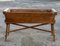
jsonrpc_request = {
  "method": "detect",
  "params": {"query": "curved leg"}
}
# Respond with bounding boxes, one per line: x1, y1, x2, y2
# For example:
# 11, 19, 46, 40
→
5, 23, 10, 41
51, 23, 55, 41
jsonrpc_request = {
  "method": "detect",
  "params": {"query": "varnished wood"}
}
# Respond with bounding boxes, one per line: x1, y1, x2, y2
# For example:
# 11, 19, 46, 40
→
12, 23, 49, 27
10, 27, 28, 32
5, 23, 10, 41
32, 27, 51, 32
3, 8, 57, 41
51, 23, 55, 41
9, 23, 51, 32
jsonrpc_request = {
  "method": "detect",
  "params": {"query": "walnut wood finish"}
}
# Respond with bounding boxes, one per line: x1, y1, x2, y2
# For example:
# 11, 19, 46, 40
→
3, 8, 57, 41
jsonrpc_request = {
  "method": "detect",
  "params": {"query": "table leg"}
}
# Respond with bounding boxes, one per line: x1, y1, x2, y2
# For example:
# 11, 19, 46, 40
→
5, 23, 10, 41
51, 23, 55, 41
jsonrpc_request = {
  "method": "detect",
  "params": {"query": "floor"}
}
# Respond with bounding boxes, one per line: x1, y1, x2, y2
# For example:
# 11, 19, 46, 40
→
0, 0, 60, 46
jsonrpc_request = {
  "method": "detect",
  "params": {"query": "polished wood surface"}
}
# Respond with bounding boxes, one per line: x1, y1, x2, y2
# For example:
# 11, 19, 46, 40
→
3, 8, 57, 41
